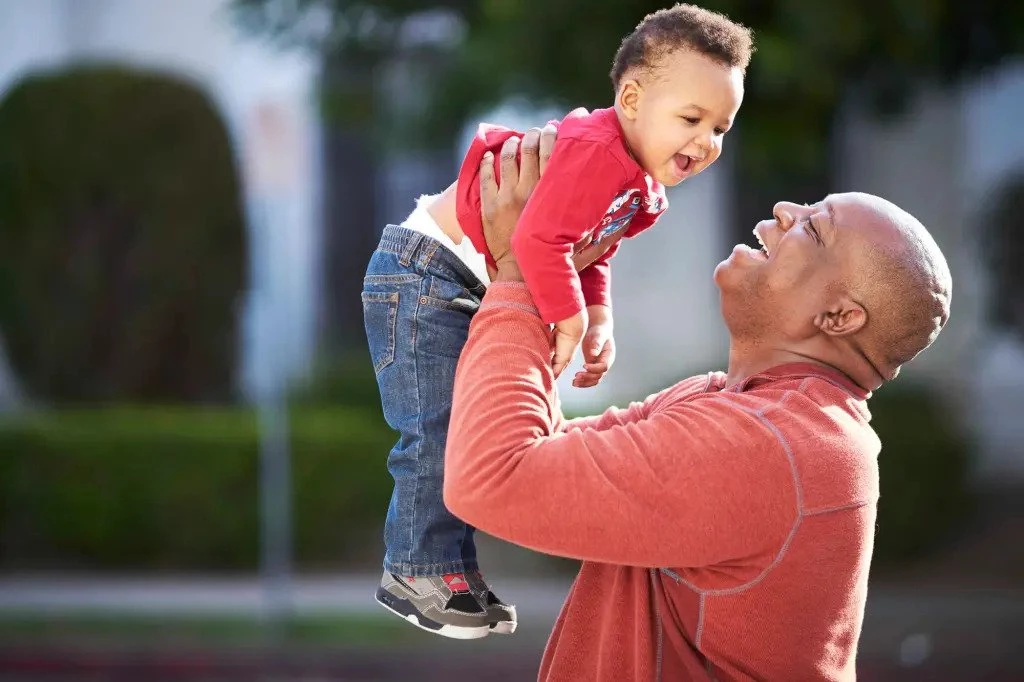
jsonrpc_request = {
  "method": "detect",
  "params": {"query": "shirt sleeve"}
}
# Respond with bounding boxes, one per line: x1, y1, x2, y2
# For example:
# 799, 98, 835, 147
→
562, 388, 660, 432
444, 283, 799, 569
578, 239, 620, 309
510, 140, 629, 324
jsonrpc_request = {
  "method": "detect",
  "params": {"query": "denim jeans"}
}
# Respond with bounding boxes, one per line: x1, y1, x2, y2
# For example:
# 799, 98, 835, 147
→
362, 226, 487, 577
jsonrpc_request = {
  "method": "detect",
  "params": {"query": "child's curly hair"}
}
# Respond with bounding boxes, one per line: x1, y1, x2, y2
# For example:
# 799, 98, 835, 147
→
610, 3, 755, 89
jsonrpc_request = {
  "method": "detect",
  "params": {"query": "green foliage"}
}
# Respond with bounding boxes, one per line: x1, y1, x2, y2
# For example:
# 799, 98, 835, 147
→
436, 0, 1024, 174
870, 384, 974, 564
0, 406, 395, 570
232, 0, 1024, 175
0, 384, 973, 571
288, 351, 385, 411
0, 65, 247, 403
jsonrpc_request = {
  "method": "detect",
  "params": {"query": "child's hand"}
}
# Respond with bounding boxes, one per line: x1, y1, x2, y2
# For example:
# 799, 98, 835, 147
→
573, 319, 616, 388
552, 311, 587, 379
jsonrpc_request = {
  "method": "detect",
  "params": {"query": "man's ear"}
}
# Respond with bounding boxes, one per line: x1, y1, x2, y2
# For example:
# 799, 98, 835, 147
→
617, 79, 642, 121
814, 297, 867, 337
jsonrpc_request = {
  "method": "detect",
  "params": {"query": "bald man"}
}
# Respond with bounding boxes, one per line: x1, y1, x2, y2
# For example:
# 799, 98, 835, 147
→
442, 129, 951, 681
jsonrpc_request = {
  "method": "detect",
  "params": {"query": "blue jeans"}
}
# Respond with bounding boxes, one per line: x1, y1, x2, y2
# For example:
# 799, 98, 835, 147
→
362, 226, 487, 577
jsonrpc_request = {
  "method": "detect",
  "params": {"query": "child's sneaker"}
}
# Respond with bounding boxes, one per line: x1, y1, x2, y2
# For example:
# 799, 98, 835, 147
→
466, 570, 517, 635
375, 571, 491, 639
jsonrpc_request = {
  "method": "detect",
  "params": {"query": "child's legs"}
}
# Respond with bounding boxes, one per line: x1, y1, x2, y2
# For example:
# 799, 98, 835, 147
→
362, 227, 484, 577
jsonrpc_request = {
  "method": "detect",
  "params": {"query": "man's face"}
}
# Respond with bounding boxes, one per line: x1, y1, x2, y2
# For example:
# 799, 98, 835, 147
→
621, 50, 743, 187
713, 199, 842, 338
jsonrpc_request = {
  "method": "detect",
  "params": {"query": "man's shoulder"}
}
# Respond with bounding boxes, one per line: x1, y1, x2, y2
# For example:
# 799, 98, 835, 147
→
658, 373, 876, 444
741, 376, 881, 509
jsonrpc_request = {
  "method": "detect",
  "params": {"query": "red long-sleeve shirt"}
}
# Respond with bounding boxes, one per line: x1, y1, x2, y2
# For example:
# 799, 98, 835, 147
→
456, 107, 667, 323
445, 282, 882, 682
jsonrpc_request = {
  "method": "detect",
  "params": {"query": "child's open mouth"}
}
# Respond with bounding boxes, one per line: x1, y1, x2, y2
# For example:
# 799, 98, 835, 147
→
673, 153, 695, 177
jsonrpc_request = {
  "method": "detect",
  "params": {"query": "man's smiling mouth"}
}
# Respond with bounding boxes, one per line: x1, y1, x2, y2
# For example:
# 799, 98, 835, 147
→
753, 228, 770, 256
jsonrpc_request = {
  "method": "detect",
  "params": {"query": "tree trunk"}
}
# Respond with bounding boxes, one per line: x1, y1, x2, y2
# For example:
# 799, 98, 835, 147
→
317, 52, 383, 357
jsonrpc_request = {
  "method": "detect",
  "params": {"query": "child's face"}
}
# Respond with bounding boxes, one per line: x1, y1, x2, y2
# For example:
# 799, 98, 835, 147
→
618, 50, 744, 187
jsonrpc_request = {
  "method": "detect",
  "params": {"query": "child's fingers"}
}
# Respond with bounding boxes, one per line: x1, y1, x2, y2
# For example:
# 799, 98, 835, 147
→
582, 361, 609, 374
552, 332, 578, 378
572, 370, 603, 388
582, 330, 610, 363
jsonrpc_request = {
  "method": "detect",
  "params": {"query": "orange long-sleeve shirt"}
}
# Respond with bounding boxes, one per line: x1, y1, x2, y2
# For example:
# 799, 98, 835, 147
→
445, 282, 882, 681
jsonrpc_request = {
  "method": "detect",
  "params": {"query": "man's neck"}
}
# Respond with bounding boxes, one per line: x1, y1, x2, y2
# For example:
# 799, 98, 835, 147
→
724, 343, 816, 389
725, 338, 883, 392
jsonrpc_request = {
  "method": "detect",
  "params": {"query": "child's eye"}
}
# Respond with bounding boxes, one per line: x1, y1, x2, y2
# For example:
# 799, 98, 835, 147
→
714, 127, 727, 136
682, 116, 700, 125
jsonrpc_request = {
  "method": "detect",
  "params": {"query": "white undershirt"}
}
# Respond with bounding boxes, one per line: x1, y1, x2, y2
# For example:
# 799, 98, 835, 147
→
399, 194, 491, 287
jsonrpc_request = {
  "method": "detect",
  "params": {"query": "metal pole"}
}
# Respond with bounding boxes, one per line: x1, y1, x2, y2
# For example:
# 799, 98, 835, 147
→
249, 103, 300, 636
258, 372, 291, 633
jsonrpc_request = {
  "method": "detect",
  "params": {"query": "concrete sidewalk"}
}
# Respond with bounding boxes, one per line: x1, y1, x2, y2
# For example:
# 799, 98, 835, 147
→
1, 574, 1022, 668
0, 573, 573, 620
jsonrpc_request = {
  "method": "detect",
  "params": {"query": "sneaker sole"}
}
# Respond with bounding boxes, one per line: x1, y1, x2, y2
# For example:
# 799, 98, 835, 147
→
375, 587, 491, 640
488, 603, 518, 635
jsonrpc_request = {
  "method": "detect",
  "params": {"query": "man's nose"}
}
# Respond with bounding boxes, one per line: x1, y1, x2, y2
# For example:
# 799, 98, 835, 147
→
772, 202, 800, 230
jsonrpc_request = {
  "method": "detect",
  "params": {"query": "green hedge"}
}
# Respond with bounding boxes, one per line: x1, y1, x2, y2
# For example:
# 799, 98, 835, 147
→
0, 383, 972, 570
0, 65, 246, 403
869, 384, 974, 564
0, 406, 395, 570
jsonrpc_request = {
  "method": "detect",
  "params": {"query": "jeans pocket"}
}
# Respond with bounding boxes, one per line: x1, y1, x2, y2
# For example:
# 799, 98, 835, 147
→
362, 291, 399, 373
422, 275, 481, 315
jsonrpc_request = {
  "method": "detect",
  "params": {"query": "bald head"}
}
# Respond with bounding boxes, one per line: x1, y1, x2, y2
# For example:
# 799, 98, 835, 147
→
831, 192, 952, 380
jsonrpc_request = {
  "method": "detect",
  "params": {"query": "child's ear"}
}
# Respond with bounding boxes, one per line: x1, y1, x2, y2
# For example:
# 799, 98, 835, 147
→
617, 79, 642, 121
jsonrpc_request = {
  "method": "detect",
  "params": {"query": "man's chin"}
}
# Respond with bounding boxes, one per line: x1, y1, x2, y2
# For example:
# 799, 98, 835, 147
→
712, 256, 741, 289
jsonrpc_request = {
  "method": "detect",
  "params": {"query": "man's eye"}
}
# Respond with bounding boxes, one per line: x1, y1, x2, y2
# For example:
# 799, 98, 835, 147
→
806, 220, 823, 244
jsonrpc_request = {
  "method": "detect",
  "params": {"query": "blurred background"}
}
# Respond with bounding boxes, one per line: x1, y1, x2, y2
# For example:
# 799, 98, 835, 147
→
0, 0, 1021, 680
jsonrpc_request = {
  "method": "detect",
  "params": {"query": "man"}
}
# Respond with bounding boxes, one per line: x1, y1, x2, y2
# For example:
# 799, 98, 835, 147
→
443, 127, 952, 681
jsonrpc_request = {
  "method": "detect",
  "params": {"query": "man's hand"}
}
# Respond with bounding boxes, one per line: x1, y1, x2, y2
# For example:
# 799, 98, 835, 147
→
573, 305, 616, 388
479, 125, 558, 279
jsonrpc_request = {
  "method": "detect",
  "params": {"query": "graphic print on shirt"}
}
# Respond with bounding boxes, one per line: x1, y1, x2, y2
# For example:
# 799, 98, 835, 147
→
576, 189, 643, 254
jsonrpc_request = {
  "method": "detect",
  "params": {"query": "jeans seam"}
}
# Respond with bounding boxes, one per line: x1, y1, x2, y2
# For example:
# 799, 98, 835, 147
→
364, 273, 420, 285
385, 559, 475, 576
403, 277, 424, 569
